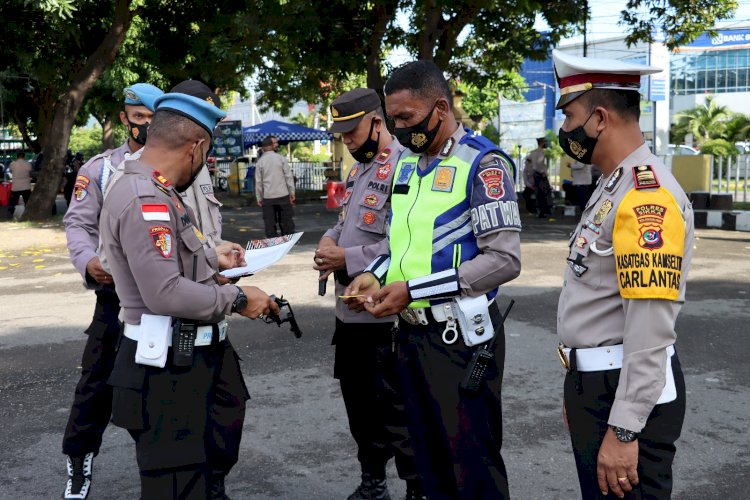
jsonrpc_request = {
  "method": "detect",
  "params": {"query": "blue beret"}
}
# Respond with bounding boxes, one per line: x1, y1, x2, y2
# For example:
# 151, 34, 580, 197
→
153, 92, 227, 136
123, 83, 164, 111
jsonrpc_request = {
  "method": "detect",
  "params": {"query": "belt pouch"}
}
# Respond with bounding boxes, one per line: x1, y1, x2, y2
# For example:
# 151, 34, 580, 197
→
455, 295, 494, 346
134, 314, 171, 368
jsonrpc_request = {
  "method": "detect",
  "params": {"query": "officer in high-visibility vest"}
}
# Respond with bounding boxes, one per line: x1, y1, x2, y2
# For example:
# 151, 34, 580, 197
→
345, 60, 522, 499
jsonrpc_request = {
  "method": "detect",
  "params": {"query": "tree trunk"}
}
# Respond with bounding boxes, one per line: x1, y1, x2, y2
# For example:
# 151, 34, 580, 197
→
101, 115, 115, 150
366, 0, 399, 98
418, 0, 441, 60
23, 0, 134, 221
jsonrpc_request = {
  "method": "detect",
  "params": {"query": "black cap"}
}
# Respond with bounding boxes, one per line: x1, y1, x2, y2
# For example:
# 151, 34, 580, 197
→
329, 88, 381, 134
169, 80, 223, 109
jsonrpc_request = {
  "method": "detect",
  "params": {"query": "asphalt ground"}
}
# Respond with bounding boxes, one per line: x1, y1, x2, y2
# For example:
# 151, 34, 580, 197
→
0, 196, 748, 499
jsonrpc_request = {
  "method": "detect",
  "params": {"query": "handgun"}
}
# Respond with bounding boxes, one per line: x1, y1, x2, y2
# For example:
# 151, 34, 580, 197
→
459, 299, 515, 394
263, 295, 302, 338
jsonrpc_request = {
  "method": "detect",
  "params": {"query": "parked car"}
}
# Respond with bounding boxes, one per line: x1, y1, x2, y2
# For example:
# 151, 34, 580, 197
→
735, 142, 750, 154
667, 144, 700, 155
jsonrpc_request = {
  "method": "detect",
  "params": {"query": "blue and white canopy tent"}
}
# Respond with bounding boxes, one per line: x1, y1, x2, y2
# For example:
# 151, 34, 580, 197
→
242, 120, 331, 148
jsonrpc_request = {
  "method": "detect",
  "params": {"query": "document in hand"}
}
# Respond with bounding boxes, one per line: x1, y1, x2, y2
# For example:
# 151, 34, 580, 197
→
220, 232, 304, 279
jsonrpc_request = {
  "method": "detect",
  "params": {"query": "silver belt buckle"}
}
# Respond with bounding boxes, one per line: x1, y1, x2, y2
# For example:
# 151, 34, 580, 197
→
399, 308, 420, 326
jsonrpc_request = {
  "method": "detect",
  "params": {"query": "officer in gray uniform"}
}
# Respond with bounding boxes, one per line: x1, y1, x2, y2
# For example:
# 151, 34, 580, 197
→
553, 50, 694, 499
345, 60, 522, 499
314, 88, 421, 500
62, 82, 162, 500
100, 88, 279, 499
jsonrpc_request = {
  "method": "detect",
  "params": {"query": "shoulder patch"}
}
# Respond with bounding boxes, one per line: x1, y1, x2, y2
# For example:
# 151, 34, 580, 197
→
150, 226, 173, 258
142, 203, 170, 221
613, 187, 684, 300
604, 167, 623, 192
633, 165, 659, 190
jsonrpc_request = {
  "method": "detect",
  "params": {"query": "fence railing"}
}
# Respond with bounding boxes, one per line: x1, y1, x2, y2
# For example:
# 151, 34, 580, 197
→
212, 160, 342, 194
709, 154, 749, 203
511, 153, 750, 204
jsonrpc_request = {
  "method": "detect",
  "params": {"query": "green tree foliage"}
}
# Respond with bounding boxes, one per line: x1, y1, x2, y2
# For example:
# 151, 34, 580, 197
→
724, 114, 750, 143
698, 138, 737, 157
621, 0, 738, 50
68, 127, 104, 158
672, 96, 732, 145
458, 74, 527, 123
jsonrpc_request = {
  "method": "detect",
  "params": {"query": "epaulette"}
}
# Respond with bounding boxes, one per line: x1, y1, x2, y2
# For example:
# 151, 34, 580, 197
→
632, 165, 660, 190
135, 175, 157, 198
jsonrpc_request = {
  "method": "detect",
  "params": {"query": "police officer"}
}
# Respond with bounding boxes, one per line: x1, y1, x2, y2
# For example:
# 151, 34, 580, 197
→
525, 137, 551, 218
62, 82, 163, 500
552, 50, 694, 499
100, 88, 280, 499
345, 60, 522, 499
314, 88, 421, 500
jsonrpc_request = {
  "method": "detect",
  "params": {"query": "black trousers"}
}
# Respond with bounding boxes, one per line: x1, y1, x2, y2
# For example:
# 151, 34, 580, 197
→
397, 320, 509, 499
333, 319, 417, 481
62, 288, 120, 457
261, 196, 295, 237
109, 333, 249, 499
533, 172, 552, 216
564, 352, 686, 499
7, 189, 31, 216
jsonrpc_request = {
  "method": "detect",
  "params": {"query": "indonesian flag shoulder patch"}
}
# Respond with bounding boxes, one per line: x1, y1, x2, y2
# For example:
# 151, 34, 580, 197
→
141, 204, 170, 221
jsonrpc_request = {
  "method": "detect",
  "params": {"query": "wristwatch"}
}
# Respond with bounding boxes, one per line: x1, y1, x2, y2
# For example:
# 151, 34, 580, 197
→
610, 425, 637, 442
231, 286, 248, 313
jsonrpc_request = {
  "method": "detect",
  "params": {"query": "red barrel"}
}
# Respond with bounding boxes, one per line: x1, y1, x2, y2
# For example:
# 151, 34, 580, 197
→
326, 181, 346, 209
0, 182, 10, 207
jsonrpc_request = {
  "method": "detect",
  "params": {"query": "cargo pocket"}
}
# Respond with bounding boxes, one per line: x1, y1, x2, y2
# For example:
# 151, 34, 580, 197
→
355, 192, 389, 234
108, 337, 147, 430
179, 224, 214, 282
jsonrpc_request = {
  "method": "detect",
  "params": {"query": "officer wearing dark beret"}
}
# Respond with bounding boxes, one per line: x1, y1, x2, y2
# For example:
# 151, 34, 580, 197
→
316, 88, 423, 499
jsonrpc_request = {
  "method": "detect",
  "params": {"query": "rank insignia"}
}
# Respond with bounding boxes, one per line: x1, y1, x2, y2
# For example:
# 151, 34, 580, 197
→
566, 254, 588, 277
150, 226, 173, 258
342, 189, 352, 204
479, 168, 505, 199
152, 170, 171, 187
141, 204, 170, 221
194, 226, 206, 242
593, 200, 613, 225
604, 167, 623, 192
364, 194, 379, 206
575, 235, 588, 249
377, 148, 392, 163
363, 211, 376, 225
396, 163, 415, 185
377, 163, 392, 180
349, 166, 359, 179
440, 137, 455, 157
633, 165, 660, 190
432, 166, 456, 192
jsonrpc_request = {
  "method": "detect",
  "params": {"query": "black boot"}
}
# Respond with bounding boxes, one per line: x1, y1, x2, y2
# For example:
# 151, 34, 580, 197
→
209, 471, 231, 500
347, 472, 391, 500
404, 479, 427, 500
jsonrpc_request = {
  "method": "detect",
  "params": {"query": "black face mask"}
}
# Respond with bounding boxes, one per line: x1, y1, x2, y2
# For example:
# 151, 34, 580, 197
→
394, 103, 442, 154
351, 118, 380, 164
558, 111, 601, 164
128, 120, 149, 145
175, 141, 206, 193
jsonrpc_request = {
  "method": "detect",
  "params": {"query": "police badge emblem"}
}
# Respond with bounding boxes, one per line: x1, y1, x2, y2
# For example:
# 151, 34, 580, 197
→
479, 168, 505, 199
150, 226, 173, 258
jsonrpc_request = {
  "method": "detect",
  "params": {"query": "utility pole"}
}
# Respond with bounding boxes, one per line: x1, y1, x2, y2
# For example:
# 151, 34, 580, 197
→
583, 0, 588, 57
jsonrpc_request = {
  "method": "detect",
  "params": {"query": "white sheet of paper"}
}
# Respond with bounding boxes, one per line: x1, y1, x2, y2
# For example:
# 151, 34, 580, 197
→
220, 232, 303, 278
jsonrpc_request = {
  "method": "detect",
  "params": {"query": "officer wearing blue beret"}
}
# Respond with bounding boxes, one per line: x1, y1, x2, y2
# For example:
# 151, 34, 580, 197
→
62, 82, 162, 500
100, 81, 280, 499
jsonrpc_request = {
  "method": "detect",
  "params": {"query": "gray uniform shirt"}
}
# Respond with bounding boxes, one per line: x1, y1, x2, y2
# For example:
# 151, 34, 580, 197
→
323, 137, 404, 323
525, 147, 547, 175
557, 143, 695, 433
64, 141, 133, 287
254, 151, 295, 201
99, 160, 236, 325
